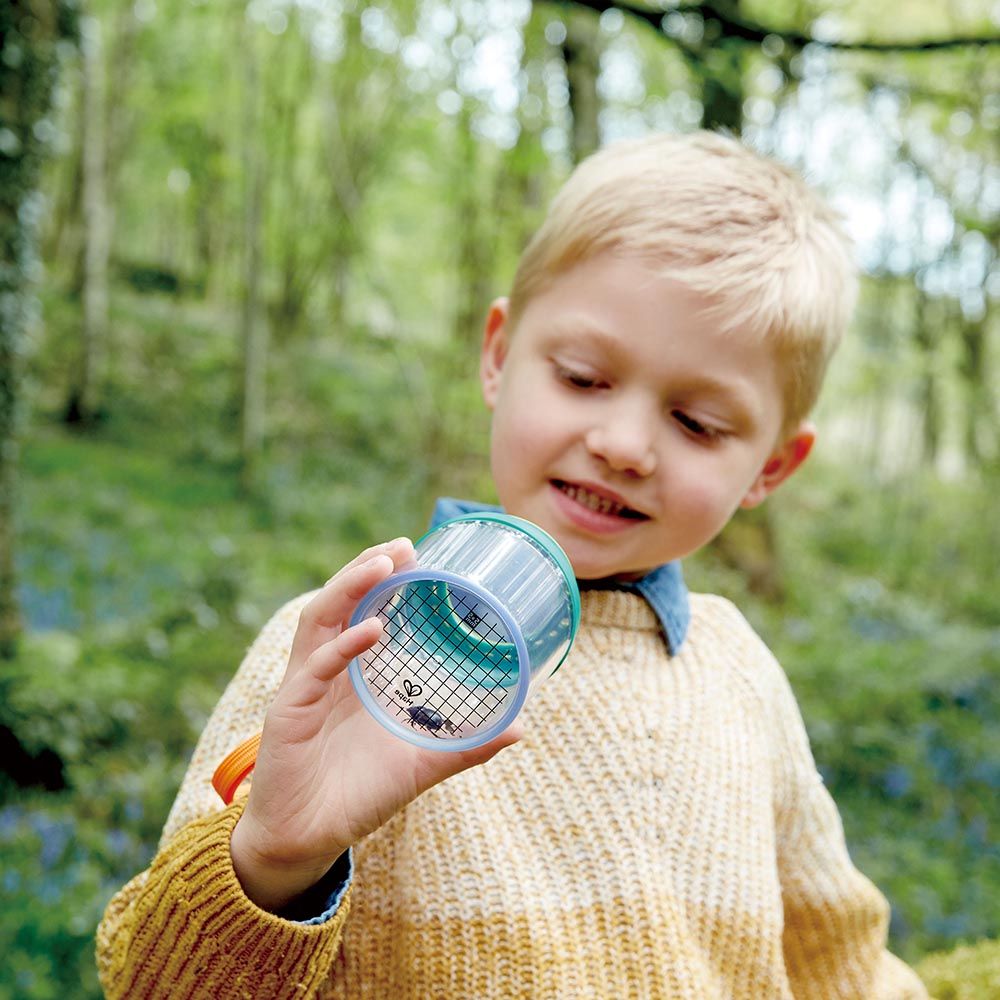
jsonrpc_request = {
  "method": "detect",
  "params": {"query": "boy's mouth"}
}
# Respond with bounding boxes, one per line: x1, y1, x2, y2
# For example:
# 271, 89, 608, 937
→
552, 480, 648, 520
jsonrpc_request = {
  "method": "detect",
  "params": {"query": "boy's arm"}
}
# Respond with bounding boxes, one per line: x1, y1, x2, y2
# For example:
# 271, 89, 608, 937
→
778, 765, 927, 999
96, 592, 349, 1000
772, 678, 928, 999
95, 799, 351, 999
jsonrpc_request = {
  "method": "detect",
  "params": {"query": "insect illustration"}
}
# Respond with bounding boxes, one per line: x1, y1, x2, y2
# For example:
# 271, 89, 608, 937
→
407, 705, 445, 733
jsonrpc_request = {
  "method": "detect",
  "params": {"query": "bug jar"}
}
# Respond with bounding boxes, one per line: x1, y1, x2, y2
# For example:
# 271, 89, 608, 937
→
348, 513, 580, 751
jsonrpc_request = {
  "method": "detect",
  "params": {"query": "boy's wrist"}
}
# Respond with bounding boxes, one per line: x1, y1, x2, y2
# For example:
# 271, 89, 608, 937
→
230, 814, 344, 913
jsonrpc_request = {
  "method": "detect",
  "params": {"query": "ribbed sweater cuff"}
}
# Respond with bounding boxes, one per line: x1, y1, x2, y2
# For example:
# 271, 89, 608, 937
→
103, 801, 349, 999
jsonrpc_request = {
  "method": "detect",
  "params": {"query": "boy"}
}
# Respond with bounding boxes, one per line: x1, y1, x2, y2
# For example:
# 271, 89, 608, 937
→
97, 131, 927, 998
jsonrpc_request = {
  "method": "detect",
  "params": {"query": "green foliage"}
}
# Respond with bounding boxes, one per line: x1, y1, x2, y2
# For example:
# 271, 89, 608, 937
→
2, 370, 267, 996
0, 622, 254, 999
917, 940, 1000, 999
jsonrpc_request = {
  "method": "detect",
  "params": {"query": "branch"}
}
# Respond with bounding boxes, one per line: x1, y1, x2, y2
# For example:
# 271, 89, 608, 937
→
555, 0, 1000, 53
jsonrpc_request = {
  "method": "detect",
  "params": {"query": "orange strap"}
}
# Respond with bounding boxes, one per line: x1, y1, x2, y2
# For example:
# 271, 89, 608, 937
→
212, 732, 262, 804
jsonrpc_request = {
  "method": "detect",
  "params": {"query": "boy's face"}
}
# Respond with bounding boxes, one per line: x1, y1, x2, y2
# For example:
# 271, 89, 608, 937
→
480, 252, 814, 580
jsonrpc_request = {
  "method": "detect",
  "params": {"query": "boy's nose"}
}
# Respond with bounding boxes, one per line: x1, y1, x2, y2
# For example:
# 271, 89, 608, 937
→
584, 415, 657, 478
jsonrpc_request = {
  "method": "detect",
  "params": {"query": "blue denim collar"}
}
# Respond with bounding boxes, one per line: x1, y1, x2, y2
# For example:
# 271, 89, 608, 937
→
429, 497, 690, 654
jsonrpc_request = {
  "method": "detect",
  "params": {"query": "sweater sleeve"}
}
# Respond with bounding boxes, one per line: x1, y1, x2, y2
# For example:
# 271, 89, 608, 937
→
95, 800, 351, 999
96, 592, 352, 999
769, 674, 927, 998
703, 595, 927, 1000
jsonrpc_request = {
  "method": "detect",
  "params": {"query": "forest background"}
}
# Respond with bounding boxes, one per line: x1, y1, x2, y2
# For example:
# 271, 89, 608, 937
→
1, 0, 999, 996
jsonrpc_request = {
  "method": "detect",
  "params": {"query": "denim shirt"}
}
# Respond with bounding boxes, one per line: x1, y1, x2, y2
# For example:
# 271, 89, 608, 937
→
282, 498, 690, 924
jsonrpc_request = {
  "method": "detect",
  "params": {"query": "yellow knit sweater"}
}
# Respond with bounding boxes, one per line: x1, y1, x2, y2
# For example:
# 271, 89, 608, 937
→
96, 589, 927, 999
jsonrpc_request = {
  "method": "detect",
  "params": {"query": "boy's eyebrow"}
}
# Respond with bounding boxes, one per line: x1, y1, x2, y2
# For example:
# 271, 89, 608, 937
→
543, 318, 623, 354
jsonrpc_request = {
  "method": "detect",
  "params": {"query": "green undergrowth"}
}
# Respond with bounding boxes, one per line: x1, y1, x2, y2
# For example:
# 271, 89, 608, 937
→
916, 940, 1000, 999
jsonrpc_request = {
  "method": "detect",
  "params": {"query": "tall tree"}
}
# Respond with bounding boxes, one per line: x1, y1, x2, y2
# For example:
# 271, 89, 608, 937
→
238, 6, 267, 490
64, 9, 109, 425
694, 3, 744, 131
451, 101, 494, 350
497, 2, 551, 257
317, 3, 415, 332
265, 13, 316, 336
914, 285, 942, 465
561, 9, 602, 162
0, 0, 78, 656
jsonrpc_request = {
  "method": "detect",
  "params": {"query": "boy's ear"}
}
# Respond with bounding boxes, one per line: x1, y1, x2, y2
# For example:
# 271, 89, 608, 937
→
740, 422, 816, 509
480, 297, 510, 410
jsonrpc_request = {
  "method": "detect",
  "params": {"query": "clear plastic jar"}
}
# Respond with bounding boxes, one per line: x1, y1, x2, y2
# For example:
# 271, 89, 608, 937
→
348, 514, 580, 750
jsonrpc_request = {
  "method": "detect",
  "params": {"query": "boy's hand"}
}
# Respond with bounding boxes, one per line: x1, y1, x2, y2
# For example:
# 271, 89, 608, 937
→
229, 537, 523, 912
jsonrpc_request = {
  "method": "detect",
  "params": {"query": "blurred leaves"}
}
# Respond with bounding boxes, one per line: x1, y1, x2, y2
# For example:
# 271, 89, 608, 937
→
917, 939, 1000, 1000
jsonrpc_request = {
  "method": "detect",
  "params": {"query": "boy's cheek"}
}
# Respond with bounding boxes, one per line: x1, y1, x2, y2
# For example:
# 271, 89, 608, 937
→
498, 395, 558, 442
668, 473, 738, 525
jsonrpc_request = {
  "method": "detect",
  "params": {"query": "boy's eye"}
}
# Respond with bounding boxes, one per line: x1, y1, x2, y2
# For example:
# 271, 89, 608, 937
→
555, 365, 600, 390
672, 409, 721, 440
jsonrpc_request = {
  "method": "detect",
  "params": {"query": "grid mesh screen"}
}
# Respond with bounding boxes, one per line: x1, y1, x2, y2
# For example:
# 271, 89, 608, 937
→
359, 582, 518, 738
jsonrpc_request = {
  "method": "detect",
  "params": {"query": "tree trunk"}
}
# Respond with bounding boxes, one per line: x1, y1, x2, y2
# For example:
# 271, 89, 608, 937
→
269, 22, 314, 338
696, 1, 785, 600
0, 0, 77, 656
958, 316, 990, 465
452, 104, 493, 351
499, 3, 549, 255
0, 331, 21, 658
913, 287, 941, 466
699, 33, 745, 130
710, 507, 786, 602
321, 9, 365, 333
561, 11, 602, 163
41, 82, 83, 267
238, 13, 267, 491
64, 12, 109, 425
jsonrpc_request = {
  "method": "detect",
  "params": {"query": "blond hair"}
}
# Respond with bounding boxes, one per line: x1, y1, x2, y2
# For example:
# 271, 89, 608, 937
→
507, 131, 857, 433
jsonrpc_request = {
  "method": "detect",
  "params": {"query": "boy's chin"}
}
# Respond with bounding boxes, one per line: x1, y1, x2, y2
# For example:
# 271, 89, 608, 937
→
558, 538, 656, 582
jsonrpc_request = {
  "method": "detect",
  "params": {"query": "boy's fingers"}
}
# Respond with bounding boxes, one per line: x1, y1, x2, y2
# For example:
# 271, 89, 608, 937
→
277, 619, 384, 713
324, 537, 414, 588
316, 553, 394, 627
303, 616, 384, 685
286, 536, 413, 677
287, 554, 395, 675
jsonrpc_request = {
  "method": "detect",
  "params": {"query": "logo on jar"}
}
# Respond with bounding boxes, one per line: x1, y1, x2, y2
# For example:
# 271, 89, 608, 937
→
395, 678, 423, 704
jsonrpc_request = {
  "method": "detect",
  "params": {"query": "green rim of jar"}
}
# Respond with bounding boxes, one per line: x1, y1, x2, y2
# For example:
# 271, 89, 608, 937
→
415, 512, 581, 646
